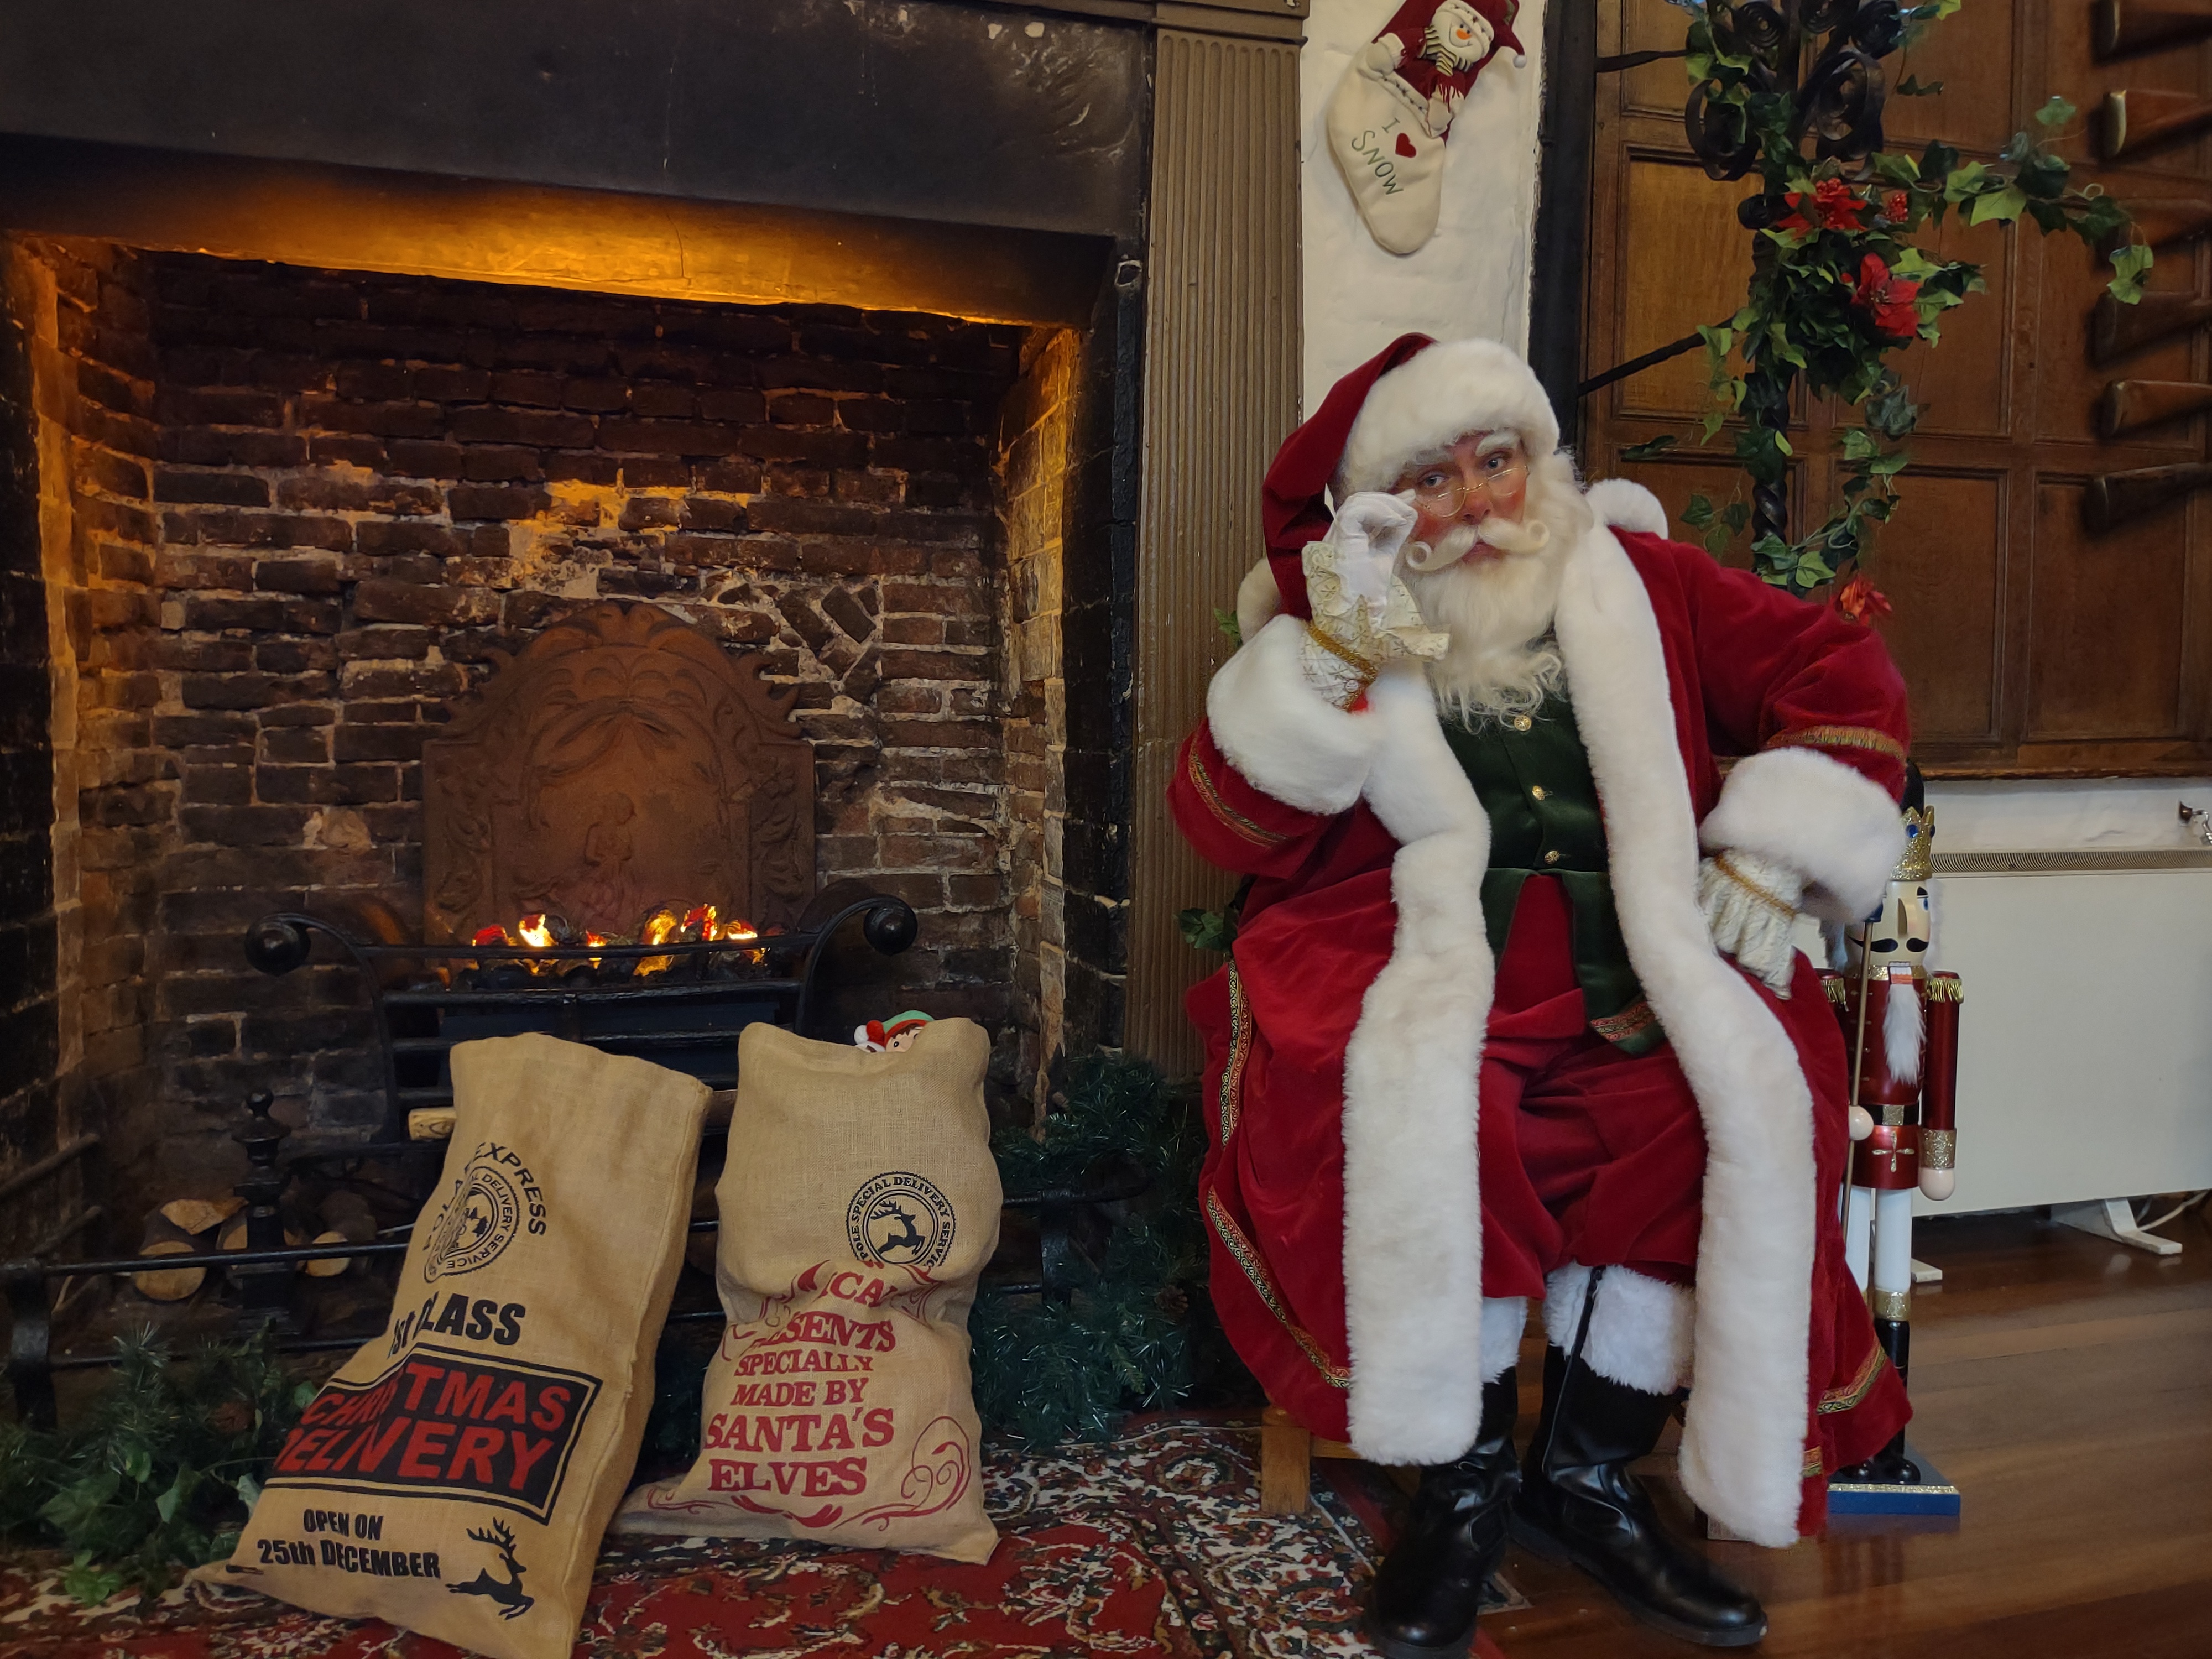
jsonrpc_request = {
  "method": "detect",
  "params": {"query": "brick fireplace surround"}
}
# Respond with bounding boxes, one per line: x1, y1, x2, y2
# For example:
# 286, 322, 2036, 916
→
0, 0, 1307, 1271
0, 235, 1122, 1219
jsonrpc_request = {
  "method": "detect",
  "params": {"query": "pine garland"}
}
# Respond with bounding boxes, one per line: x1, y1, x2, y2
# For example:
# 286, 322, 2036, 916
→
969, 1055, 1233, 1448
0, 1327, 315, 1605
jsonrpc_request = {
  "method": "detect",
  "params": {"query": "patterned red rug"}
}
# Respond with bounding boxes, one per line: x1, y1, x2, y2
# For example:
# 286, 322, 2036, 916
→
0, 1421, 1505, 1658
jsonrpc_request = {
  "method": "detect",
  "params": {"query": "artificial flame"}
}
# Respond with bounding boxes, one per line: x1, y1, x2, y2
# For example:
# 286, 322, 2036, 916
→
468, 904, 764, 979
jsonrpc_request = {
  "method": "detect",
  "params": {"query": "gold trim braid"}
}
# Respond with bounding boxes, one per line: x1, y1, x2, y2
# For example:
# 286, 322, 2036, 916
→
1817, 1343, 1888, 1415
1925, 975, 1964, 1004
1304, 620, 1380, 686
1208, 966, 1351, 1389
1590, 999, 1659, 1043
1715, 851, 1798, 916
1186, 740, 1288, 848
1763, 724, 1908, 764
1921, 1129, 1955, 1170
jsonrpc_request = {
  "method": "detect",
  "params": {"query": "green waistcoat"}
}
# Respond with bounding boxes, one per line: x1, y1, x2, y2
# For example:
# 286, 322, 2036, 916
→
1439, 692, 1665, 1054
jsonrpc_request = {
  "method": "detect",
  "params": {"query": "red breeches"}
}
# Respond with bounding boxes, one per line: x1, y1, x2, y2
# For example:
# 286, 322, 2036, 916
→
1478, 876, 1707, 1298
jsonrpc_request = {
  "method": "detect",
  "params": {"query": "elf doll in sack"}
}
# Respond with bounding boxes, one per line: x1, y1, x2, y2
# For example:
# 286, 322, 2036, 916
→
1172, 337, 1912, 1655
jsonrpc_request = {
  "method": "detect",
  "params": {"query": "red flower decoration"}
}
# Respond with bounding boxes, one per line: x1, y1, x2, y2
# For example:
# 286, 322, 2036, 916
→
1884, 188, 1912, 223
1777, 178, 1873, 233
1834, 574, 1893, 623
1849, 252, 1922, 339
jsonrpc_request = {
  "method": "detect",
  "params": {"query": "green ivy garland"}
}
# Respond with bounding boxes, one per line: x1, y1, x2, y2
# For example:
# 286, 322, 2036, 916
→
0, 1328, 314, 1605
1635, 0, 2147, 612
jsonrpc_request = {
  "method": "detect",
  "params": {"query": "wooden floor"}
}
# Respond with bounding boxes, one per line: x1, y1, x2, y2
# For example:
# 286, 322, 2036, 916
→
1483, 1204, 2212, 1658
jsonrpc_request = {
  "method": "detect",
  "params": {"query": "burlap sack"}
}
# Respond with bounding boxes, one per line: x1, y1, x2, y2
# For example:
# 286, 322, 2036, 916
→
212, 1035, 708, 1659
616, 1018, 999, 1561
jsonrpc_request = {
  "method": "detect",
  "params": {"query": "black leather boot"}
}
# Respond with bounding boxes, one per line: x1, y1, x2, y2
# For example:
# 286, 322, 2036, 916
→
1512, 1344, 1768, 1647
1363, 1369, 1520, 1659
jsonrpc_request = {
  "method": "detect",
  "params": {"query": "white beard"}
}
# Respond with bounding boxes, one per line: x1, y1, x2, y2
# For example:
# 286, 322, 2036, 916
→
1401, 450, 1590, 723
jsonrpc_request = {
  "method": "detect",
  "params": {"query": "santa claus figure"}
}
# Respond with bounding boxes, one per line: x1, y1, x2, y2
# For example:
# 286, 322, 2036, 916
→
1171, 336, 1912, 1655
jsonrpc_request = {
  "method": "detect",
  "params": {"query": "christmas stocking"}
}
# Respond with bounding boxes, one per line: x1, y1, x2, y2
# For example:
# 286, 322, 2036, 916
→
1326, 0, 1526, 255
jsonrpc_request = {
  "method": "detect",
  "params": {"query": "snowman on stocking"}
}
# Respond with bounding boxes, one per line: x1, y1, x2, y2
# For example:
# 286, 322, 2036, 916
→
1326, 0, 1526, 255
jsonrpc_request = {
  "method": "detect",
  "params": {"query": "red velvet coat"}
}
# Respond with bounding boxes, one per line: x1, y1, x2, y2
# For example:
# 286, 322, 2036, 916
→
1172, 488, 1912, 1542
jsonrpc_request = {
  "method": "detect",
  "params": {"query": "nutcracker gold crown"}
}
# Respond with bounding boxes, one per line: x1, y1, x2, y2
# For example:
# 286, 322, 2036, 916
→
1893, 804, 1934, 881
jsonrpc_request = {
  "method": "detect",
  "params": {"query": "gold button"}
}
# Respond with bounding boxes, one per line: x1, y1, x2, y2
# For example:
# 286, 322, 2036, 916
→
1530, 785, 1548, 800
1543, 849, 1561, 864
1511, 715, 1533, 732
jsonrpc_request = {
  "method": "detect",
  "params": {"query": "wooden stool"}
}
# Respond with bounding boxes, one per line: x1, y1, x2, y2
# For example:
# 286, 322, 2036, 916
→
1259, 1404, 1361, 1514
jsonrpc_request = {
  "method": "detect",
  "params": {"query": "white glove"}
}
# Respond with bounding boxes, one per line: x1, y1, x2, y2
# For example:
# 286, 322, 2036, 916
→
1299, 492, 1447, 705
1697, 848, 1806, 997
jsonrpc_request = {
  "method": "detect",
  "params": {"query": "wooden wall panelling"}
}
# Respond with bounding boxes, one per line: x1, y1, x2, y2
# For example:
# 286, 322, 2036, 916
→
1584, 0, 2212, 774
1124, 29, 1302, 1070
1611, 154, 1757, 419
1871, 470, 2008, 743
2030, 478, 2192, 739
1883, 0, 2021, 153
1890, 213, 2016, 441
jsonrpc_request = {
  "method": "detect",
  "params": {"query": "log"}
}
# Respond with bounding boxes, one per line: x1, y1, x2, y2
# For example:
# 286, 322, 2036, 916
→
2098, 379, 2212, 437
302, 1192, 379, 1276
2123, 197, 2212, 248
158, 1197, 243, 1237
2093, 291, 2212, 363
302, 1232, 353, 1277
406, 1107, 456, 1141
2101, 89, 2212, 162
2085, 463, 2212, 530
134, 1241, 205, 1301
2095, 0, 2212, 58
217, 1218, 305, 1255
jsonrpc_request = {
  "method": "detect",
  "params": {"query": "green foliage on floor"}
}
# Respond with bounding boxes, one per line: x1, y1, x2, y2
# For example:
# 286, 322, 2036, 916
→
0, 1327, 314, 1604
968, 1055, 1228, 1447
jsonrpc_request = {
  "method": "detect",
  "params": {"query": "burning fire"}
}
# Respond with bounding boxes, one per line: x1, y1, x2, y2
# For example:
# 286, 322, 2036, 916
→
468, 904, 768, 980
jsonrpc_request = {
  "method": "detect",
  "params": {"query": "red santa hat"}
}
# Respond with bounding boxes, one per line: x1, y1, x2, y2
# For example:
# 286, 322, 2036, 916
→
1260, 333, 1561, 619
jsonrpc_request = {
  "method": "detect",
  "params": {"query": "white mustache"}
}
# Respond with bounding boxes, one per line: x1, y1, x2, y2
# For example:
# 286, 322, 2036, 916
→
1401, 515, 1551, 571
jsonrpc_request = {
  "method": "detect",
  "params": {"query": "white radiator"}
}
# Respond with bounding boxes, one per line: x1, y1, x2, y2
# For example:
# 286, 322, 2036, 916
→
1919, 853, 2212, 1215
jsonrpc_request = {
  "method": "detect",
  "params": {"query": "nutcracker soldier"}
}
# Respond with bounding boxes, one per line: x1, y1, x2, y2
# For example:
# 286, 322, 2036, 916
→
1823, 773, 1962, 1484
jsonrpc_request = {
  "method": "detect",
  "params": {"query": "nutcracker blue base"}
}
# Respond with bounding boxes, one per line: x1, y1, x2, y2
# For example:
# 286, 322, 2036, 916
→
1824, 1442, 1960, 1517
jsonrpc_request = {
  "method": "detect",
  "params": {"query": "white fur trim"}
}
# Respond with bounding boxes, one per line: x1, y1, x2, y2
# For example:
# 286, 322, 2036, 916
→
1583, 478, 1668, 538
1236, 557, 1283, 644
1338, 338, 1562, 497
1700, 748, 1907, 924
1206, 614, 1374, 816
1554, 522, 1816, 1547
1545, 1265, 1697, 1396
1481, 1297, 1528, 1383
1340, 664, 1494, 1464
1885, 977, 1924, 1086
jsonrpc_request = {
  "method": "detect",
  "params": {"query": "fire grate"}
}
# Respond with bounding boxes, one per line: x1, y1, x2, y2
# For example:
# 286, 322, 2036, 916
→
241, 890, 919, 1149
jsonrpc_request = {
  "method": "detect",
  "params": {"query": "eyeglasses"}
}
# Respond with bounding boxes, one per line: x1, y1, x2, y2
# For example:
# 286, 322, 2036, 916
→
1408, 451, 1527, 515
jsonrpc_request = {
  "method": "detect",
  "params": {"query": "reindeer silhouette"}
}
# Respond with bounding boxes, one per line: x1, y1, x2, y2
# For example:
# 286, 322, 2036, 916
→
447, 1520, 533, 1620
872, 1199, 929, 1261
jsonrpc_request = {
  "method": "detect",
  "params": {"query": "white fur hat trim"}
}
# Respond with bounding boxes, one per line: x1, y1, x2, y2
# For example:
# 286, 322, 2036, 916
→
1335, 337, 1563, 497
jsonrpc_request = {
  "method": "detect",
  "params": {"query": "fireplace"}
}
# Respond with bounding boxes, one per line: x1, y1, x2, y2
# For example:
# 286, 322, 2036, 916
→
0, 0, 1304, 1261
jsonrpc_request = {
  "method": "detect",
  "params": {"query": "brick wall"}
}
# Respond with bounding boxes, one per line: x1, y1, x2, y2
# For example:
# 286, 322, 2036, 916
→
998, 329, 1077, 1111
3, 238, 165, 1219
9, 241, 1090, 1203
0, 246, 66, 1250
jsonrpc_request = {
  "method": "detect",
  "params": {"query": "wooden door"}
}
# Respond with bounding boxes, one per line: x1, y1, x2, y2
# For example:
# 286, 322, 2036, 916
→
1581, 0, 2212, 775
